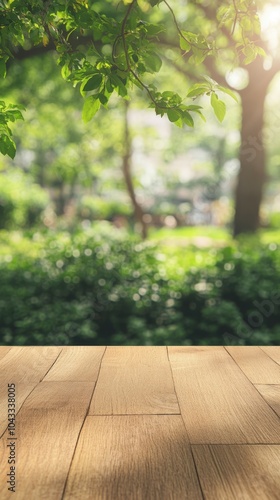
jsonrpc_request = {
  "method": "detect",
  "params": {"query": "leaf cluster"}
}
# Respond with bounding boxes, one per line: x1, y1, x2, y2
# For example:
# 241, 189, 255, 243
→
0, 101, 24, 158
0, 0, 264, 156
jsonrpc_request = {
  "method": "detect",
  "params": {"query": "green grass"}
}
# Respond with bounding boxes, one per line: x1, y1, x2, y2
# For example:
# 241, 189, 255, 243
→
149, 225, 234, 278
150, 226, 280, 246
149, 225, 280, 279
150, 225, 232, 244
259, 228, 280, 245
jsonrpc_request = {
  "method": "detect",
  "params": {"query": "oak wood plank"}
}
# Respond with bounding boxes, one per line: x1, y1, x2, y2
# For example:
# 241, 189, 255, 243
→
0, 384, 37, 438
64, 415, 203, 500
226, 346, 280, 384
90, 347, 179, 415
0, 347, 11, 362
43, 346, 105, 382
260, 347, 280, 366
168, 346, 280, 443
192, 444, 280, 500
0, 346, 62, 384
0, 381, 94, 500
255, 385, 280, 418
0, 347, 61, 438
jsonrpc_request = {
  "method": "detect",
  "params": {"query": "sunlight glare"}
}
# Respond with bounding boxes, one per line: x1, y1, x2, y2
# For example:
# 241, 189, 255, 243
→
260, 4, 280, 53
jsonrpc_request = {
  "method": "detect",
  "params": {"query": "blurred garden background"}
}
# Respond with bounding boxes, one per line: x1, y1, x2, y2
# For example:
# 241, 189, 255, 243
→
1, 0, 280, 346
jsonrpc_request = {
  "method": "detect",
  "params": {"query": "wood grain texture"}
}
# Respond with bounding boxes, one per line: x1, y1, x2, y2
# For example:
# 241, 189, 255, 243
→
260, 347, 280, 366
0, 347, 11, 362
0, 384, 37, 437
255, 385, 280, 418
192, 444, 280, 500
226, 346, 280, 384
168, 346, 280, 444
0, 381, 94, 500
64, 415, 202, 500
43, 346, 105, 382
0, 346, 62, 384
90, 347, 179, 415
1, 346, 280, 499
0, 347, 61, 437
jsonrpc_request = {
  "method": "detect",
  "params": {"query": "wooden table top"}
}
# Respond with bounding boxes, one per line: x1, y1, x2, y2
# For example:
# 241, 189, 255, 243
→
0, 346, 280, 499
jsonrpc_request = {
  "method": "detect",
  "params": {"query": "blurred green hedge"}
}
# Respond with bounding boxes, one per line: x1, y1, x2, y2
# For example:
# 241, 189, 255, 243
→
0, 171, 49, 229
77, 195, 132, 220
0, 226, 279, 345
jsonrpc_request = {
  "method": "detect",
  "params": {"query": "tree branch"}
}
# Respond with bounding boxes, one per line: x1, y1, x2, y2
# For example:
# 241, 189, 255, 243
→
8, 34, 94, 64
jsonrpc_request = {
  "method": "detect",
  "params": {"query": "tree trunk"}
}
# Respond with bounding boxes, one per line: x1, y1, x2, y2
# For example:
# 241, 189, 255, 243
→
122, 101, 148, 239
233, 59, 271, 236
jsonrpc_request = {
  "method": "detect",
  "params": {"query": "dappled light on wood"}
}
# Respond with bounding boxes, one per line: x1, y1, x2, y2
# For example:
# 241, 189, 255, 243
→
1, 346, 280, 499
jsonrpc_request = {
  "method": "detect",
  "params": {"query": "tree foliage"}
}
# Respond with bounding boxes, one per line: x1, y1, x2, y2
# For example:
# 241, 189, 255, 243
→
0, 0, 263, 157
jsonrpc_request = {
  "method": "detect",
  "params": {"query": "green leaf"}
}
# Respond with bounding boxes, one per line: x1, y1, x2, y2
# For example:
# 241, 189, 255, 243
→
145, 23, 165, 35
162, 91, 175, 98
145, 52, 162, 73
155, 106, 165, 117
210, 93, 226, 122
190, 48, 206, 65
83, 74, 103, 91
117, 83, 127, 97
187, 83, 209, 99
174, 117, 184, 128
195, 110, 206, 122
242, 45, 257, 65
7, 103, 25, 111
0, 59, 6, 79
186, 104, 203, 111
216, 85, 238, 102
149, 0, 163, 6
61, 64, 71, 80
111, 74, 127, 97
240, 17, 253, 33
181, 31, 198, 43
98, 93, 108, 105
131, 77, 143, 90
167, 109, 181, 123
182, 112, 194, 127
179, 36, 191, 52
106, 78, 113, 93
0, 134, 16, 159
6, 110, 24, 121
82, 96, 100, 123
256, 46, 266, 58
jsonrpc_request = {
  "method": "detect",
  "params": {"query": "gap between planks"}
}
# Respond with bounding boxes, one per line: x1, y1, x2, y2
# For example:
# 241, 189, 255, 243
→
0, 381, 96, 500
0, 346, 62, 437
225, 346, 280, 384
90, 346, 180, 415
192, 444, 280, 500
63, 415, 202, 500
168, 346, 280, 444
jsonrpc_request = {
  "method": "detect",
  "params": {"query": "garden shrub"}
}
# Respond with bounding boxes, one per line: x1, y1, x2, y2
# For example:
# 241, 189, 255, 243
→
0, 225, 279, 345
0, 170, 49, 229
77, 195, 132, 221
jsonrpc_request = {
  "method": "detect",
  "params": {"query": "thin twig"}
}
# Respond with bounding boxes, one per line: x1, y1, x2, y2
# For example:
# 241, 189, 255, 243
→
121, 0, 137, 70
163, 0, 210, 55
232, 0, 238, 35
